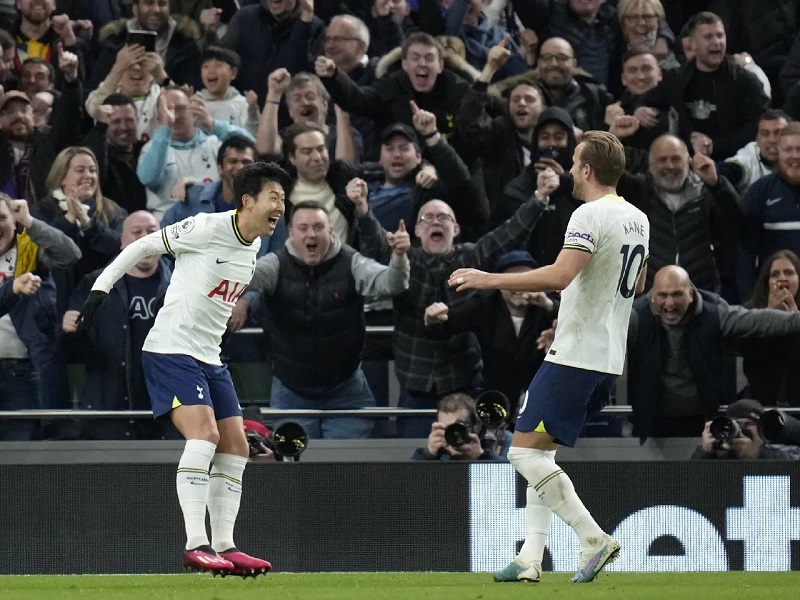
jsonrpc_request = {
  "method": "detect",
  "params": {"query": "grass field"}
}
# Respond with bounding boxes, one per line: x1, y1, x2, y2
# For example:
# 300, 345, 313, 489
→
0, 572, 798, 600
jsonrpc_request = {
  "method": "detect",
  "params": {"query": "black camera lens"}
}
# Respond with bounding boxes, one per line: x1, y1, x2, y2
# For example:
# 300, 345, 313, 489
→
444, 420, 472, 447
709, 416, 741, 442
273, 422, 308, 457
475, 390, 510, 428
759, 409, 800, 445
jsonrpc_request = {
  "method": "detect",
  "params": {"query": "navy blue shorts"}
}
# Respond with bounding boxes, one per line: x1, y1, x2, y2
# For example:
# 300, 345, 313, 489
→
142, 352, 242, 421
515, 361, 616, 447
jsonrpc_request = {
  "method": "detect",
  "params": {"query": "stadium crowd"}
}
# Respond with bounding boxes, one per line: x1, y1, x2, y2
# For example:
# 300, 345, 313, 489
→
2, 0, 800, 453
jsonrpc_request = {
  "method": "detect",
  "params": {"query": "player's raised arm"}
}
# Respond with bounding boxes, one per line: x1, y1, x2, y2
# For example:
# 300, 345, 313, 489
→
449, 248, 591, 293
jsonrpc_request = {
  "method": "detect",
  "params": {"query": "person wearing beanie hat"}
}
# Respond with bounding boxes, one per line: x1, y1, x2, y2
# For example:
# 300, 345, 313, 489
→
496, 107, 583, 268
424, 249, 558, 419
692, 398, 800, 460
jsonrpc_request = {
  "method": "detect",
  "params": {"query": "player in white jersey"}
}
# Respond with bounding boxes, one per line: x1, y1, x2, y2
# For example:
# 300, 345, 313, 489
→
77, 162, 289, 577
449, 131, 650, 584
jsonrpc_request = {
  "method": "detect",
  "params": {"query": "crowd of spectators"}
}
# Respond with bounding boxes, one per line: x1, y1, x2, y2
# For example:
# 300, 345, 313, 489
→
1, 0, 800, 454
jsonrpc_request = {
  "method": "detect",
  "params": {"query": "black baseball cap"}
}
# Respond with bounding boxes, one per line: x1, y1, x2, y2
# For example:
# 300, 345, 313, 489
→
381, 123, 420, 149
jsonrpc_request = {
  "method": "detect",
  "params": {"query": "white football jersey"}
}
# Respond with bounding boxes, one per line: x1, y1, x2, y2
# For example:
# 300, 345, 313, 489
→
93, 211, 260, 365
546, 195, 649, 375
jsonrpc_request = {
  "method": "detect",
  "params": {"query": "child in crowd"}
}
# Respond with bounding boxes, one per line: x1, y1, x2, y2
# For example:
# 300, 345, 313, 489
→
200, 46, 259, 137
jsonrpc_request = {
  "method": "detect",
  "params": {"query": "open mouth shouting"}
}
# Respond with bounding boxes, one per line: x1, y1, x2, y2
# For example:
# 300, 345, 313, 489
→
411, 69, 433, 91
267, 214, 281, 230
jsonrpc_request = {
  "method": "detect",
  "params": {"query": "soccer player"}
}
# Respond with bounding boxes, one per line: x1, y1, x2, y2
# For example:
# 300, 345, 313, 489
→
449, 131, 649, 584
76, 162, 289, 577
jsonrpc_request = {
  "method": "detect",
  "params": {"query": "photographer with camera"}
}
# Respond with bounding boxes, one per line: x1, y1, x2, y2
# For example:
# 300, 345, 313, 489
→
412, 393, 505, 461
692, 399, 800, 460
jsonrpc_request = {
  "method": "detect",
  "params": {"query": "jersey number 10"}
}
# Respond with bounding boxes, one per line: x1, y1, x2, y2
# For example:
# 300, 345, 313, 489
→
616, 244, 646, 298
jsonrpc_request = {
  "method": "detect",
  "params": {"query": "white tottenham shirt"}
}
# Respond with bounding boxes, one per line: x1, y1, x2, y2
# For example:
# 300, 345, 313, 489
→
92, 211, 260, 365
546, 195, 650, 375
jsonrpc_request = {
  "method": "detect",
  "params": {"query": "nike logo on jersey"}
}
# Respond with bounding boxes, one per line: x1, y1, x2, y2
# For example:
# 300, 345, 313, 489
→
216, 258, 230, 264
765, 197, 783, 207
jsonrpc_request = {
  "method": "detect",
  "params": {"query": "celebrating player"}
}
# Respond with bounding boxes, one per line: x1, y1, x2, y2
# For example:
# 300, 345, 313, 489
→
77, 162, 289, 577
449, 131, 650, 584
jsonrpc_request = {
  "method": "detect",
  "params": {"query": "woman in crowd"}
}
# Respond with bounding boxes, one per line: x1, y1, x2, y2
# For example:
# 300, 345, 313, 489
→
34, 147, 126, 309
741, 249, 800, 407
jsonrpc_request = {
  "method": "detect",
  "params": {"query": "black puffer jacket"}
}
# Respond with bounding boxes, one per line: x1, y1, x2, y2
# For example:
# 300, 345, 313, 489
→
712, 0, 798, 103
617, 170, 742, 292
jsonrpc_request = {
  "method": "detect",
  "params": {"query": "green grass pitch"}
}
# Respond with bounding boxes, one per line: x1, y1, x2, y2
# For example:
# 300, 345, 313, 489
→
0, 572, 798, 600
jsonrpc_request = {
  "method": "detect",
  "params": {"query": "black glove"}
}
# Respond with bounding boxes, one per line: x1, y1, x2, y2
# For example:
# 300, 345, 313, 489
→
76, 290, 109, 335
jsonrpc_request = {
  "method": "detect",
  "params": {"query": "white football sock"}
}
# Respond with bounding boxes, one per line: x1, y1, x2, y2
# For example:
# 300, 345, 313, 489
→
176, 439, 217, 550
517, 450, 555, 566
208, 453, 248, 553
508, 447, 605, 552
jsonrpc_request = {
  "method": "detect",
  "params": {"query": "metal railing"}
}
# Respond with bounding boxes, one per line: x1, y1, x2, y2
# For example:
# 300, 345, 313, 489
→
2, 405, 798, 419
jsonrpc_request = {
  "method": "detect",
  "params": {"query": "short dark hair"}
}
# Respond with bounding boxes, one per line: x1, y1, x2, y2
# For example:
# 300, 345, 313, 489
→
401, 32, 445, 60
201, 46, 241, 70
289, 200, 329, 225
760, 108, 791, 124
216, 135, 257, 166
621, 49, 658, 67
103, 93, 135, 108
22, 58, 54, 83
579, 131, 626, 187
686, 11, 723, 36
232, 162, 291, 210
283, 122, 327, 157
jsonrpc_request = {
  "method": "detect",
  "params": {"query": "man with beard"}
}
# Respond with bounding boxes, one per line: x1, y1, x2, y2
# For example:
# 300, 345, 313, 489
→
739, 122, 800, 299
675, 12, 769, 160
13, 0, 85, 90
457, 39, 546, 213
0, 45, 82, 202
719, 109, 790, 195
500, 37, 612, 133
256, 69, 362, 163
497, 107, 583, 268
616, 134, 741, 295
91, 0, 203, 91
63, 210, 175, 440
83, 94, 148, 213
219, 0, 324, 106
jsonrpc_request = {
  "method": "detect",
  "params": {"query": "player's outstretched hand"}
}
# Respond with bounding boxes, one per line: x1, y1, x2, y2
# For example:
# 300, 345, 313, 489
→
448, 268, 493, 291
76, 291, 109, 335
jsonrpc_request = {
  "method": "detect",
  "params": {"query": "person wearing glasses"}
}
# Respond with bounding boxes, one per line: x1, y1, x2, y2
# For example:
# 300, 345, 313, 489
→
320, 14, 397, 158
533, 37, 612, 133
616, 0, 677, 66
347, 162, 552, 437
514, 0, 620, 88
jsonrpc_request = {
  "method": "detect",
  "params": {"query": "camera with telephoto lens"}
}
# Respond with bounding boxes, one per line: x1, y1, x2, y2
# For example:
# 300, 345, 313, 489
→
443, 391, 510, 449
709, 416, 743, 443
758, 410, 800, 446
